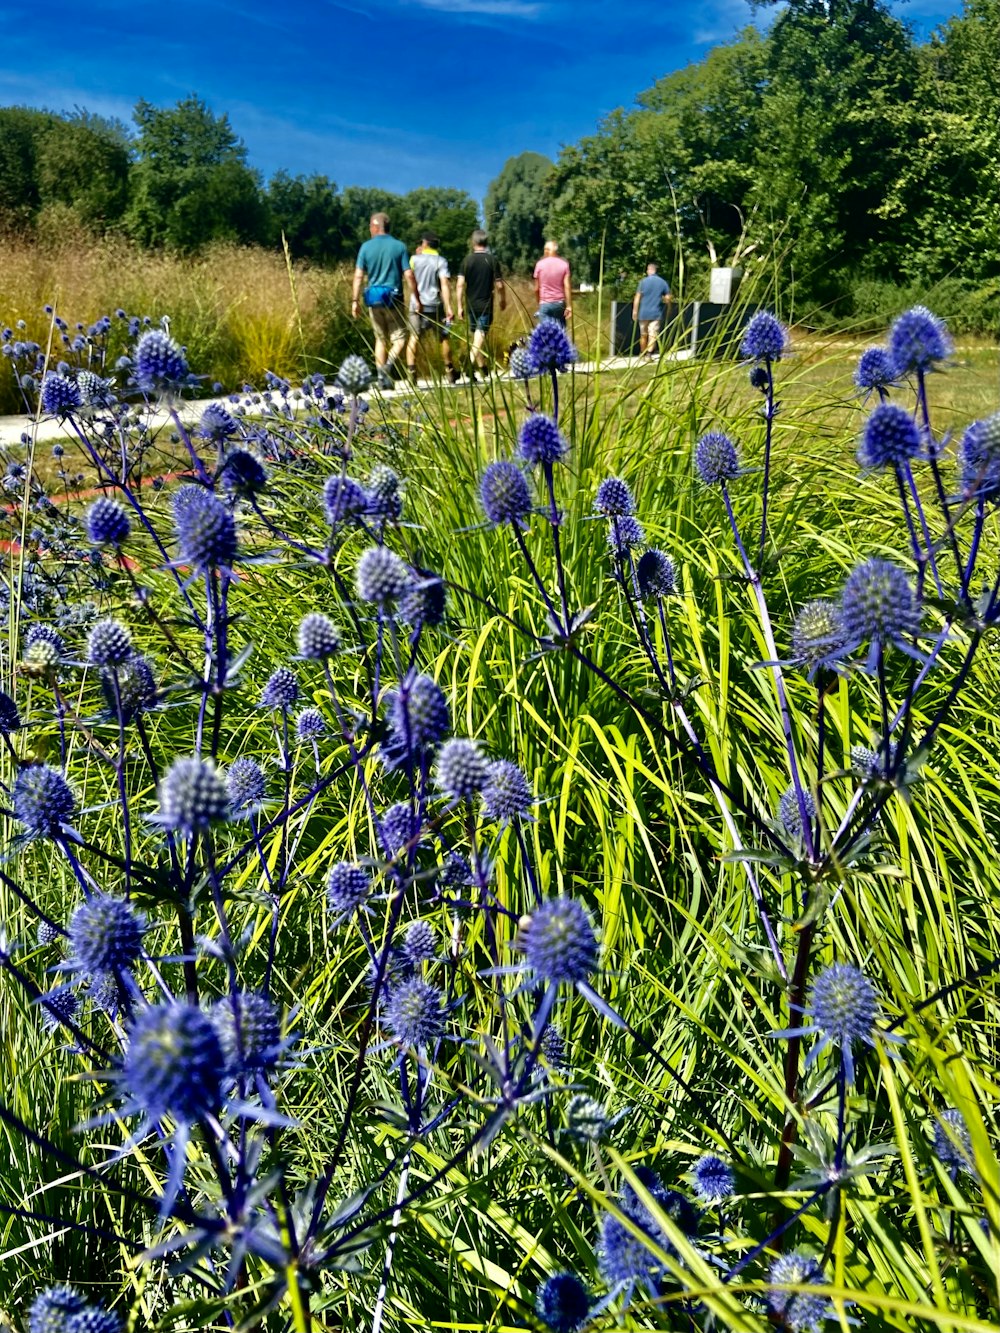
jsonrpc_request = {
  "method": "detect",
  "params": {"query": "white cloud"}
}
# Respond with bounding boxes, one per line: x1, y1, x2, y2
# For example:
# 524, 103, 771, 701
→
406, 0, 543, 16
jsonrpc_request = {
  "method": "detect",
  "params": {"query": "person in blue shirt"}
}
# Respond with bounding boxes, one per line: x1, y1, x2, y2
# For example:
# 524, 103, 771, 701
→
631, 262, 672, 359
351, 212, 421, 389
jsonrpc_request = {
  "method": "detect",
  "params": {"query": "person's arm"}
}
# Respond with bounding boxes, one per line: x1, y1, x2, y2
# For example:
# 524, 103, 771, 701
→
440, 273, 453, 320
632, 287, 641, 322
494, 259, 506, 312
455, 273, 465, 320
563, 266, 573, 322
351, 265, 365, 319
404, 267, 422, 314
533, 263, 541, 305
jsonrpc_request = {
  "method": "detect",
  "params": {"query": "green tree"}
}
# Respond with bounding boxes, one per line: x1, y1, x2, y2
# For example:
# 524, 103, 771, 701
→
0, 107, 57, 230
484, 151, 553, 274
267, 171, 347, 263
339, 187, 412, 257
35, 111, 131, 229
127, 97, 267, 251
403, 186, 479, 266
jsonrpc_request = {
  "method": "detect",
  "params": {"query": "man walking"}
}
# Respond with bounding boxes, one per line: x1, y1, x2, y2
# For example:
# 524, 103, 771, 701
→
351, 212, 420, 390
632, 262, 672, 359
406, 232, 458, 384
456, 229, 505, 380
533, 240, 572, 327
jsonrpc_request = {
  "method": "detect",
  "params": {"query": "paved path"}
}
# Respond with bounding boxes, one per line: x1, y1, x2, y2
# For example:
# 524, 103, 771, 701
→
0, 352, 690, 450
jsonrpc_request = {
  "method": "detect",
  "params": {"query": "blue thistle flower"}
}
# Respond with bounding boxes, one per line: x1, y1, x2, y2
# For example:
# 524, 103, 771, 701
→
399, 574, 446, 630
37, 984, 80, 1033
383, 976, 445, 1047
327, 861, 372, 920
86, 618, 132, 668
767, 1252, 831, 1332
778, 784, 817, 841
518, 414, 568, 466
219, 448, 267, 495
26, 622, 65, 661
0, 689, 21, 733
773, 962, 881, 1084
40, 373, 82, 417
296, 707, 326, 741
636, 549, 676, 598
336, 354, 372, 395
535, 1272, 591, 1333
67, 894, 145, 975
62, 1306, 120, 1333
527, 318, 578, 373
12, 764, 76, 838
356, 546, 409, 606
481, 758, 533, 821
196, 403, 237, 441
28, 1285, 87, 1333
509, 346, 538, 380
212, 991, 283, 1075
122, 1002, 223, 1123
520, 897, 597, 985
260, 666, 299, 711
694, 431, 740, 485
134, 328, 189, 390
85, 498, 130, 547
540, 1023, 569, 1074
402, 920, 437, 966
692, 1154, 734, 1204
840, 558, 921, 668
101, 654, 156, 722
323, 474, 368, 525
157, 757, 229, 836
480, 460, 532, 527
381, 802, 423, 857
607, 515, 645, 555
172, 487, 237, 570
857, 402, 922, 470
383, 672, 450, 770
77, 369, 115, 407
888, 306, 952, 376
366, 464, 403, 523
790, 600, 848, 678
933, 1108, 975, 1175
741, 310, 789, 362
854, 346, 898, 394
565, 1093, 608, 1141
227, 756, 267, 817
958, 412, 1000, 502
749, 364, 769, 392
435, 737, 489, 800
599, 1168, 696, 1295
297, 612, 341, 660
594, 476, 635, 517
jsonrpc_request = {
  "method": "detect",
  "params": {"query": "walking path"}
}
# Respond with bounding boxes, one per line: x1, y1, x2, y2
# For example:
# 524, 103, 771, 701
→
0, 352, 689, 450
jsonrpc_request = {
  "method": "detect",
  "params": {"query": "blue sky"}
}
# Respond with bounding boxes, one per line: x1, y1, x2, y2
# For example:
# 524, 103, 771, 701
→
0, 0, 959, 206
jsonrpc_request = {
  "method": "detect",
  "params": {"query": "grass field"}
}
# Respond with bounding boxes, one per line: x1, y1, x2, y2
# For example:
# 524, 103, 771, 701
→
0, 303, 998, 1333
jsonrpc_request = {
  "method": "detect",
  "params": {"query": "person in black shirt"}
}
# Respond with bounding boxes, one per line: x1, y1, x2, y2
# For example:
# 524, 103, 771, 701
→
456, 229, 505, 379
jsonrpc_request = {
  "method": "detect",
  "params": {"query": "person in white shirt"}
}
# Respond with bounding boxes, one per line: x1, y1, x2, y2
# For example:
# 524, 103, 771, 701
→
406, 232, 458, 383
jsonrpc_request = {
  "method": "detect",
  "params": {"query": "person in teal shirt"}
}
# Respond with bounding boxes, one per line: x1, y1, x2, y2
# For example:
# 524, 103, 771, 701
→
351, 212, 420, 389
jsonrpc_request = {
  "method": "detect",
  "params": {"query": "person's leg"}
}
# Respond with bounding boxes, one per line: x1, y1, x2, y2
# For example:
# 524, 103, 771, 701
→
369, 309, 388, 366
638, 321, 649, 356
471, 313, 488, 370
406, 309, 421, 374
441, 332, 457, 382
647, 319, 662, 356
385, 306, 407, 375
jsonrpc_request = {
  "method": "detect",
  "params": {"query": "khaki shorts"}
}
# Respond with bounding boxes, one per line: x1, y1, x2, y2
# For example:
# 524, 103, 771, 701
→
639, 319, 662, 342
409, 304, 449, 340
368, 303, 408, 344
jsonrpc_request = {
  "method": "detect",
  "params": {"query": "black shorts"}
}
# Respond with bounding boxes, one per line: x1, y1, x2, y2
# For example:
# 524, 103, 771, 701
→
409, 304, 450, 339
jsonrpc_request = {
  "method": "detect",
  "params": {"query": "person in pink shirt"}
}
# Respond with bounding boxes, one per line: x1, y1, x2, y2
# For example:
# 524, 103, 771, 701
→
533, 241, 572, 328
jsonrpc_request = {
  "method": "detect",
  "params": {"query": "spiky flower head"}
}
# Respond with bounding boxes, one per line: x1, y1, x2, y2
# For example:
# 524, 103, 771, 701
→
100, 653, 156, 722
356, 545, 409, 605
888, 306, 952, 376
858, 402, 922, 470
297, 612, 341, 660
196, 402, 237, 441
509, 346, 538, 380
518, 413, 568, 466
27, 622, 65, 656
366, 464, 403, 523
383, 673, 450, 769
565, 1094, 608, 1141
767, 1252, 830, 1332
741, 310, 789, 362
607, 515, 645, 555
399, 574, 446, 629
157, 757, 229, 836
481, 759, 533, 821
692, 1154, 734, 1204
85, 498, 130, 547
637, 549, 677, 599
381, 802, 422, 857
841, 558, 920, 665
480, 460, 532, 526
541, 1023, 569, 1073
59, 1306, 120, 1333
435, 737, 489, 800
594, 476, 635, 517
778, 784, 817, 841
28, 1285, 87, 1333
260, 666, 299, 711
535, 1272, 591, 1333
37, 918, 60, 947
212, 991, 282, 1075
527, 318, 578, 373
854, 346, 898, 393
520, 896, 597, 985
749, 364, 769, 392
87, 619, 132, 668
958, 412, 1000, 502
227, 756, 267, 817
296, 707, 326, 741
384, 976, 445, 1047
219, 448, 267, 495
12, 764, 76, 838
694, 431, 740, 485
122, 1002, 223, 1123
134, 328, 189, 390
0, 689, 21, 733
40, 372, 82, 417
933, 1108, 975, 1175
327, 861, 371, 919
68, 894, 145, 975
776, 962, 882, 1084
172, 487, 237, 570
336, 353, 372, 395
598, 1168, 696, 1293
77, 369, 116, 408
403, 920, 437, 966
38, 984, 80, 1033
323, 474, 368, 525
791, 600, 847, 678
850, 741, 897, 780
